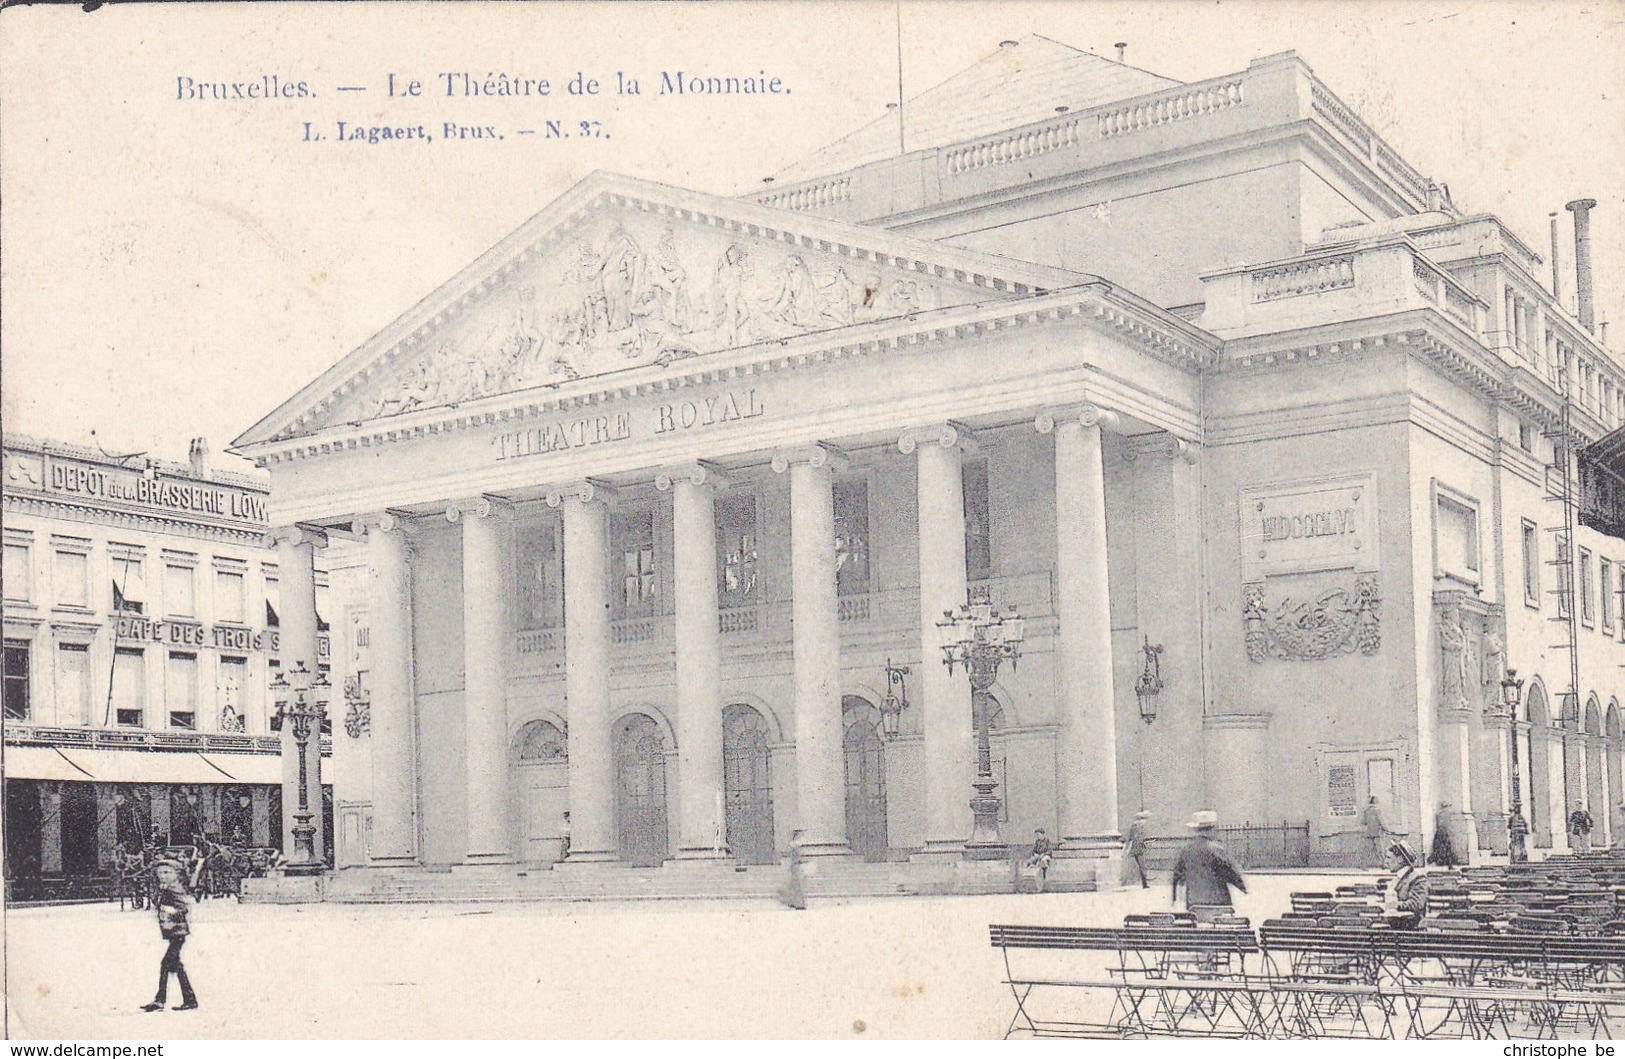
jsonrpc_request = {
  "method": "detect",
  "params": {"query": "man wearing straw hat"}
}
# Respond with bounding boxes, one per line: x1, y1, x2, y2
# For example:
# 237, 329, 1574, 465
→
1171, 810, 1247, 923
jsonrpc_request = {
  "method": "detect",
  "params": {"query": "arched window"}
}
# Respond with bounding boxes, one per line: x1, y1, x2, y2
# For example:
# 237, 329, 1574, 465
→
515, 719, 567, 762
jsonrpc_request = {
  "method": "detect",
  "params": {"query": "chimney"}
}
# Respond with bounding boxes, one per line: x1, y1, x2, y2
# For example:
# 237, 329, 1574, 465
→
1115, 42, 1127, 63
1550, 212, 1563, 302
188, 437, 209, 478
1567, 197, 1598, 332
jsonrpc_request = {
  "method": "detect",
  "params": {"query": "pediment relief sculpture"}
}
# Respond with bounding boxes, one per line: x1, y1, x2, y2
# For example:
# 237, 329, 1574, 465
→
357, 213, 950, 423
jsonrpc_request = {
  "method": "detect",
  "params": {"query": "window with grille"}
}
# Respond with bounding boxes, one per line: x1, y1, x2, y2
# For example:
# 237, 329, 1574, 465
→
834, 478, 871, 596
614, 507, 658, 615
715, 494, 759, 607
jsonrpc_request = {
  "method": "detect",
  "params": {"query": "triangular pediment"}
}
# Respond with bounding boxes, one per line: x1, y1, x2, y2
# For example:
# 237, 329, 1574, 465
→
235, 173, 1090, 448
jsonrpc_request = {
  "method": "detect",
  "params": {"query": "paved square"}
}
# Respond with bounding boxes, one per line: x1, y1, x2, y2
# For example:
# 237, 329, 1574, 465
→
6, 873, 1361, 1038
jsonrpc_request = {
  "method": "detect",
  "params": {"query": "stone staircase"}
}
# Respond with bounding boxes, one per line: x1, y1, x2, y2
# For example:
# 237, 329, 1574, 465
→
317, 857, 921, 904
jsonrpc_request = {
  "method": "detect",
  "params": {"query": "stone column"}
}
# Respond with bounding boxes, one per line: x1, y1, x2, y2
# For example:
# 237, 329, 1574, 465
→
362, 513, 419, 866
1036, 405, 1123, 874
900, 423, 974, 856
772, 444, 851, 856
266, 524, 326, 862
658, 463, 730, 859
549, 481, 618, 862
448, 498, 514, 864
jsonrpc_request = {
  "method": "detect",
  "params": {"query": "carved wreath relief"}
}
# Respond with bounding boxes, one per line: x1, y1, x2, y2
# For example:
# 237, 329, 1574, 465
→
368, 213, 944, 419
1243, 576, 1382, 663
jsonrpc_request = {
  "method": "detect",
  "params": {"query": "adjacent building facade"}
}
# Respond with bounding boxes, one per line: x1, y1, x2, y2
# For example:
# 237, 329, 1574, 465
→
232, 40, 1623, 885
2, 436, 332, 896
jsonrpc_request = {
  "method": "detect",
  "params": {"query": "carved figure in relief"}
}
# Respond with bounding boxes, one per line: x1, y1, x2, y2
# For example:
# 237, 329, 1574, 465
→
597, 227, 646, 332
375, 355, 442, 417
649, 228, 692, 332
1242, 583, 1269, 663
712, 243, 754, 347
768, 255, 823, 330
1243, 576, 1382, 663
884, 278, 922, 315
818, 267, 861, 326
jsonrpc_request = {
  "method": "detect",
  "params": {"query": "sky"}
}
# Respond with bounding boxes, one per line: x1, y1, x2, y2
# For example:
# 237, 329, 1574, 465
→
2, 0, 1621, 475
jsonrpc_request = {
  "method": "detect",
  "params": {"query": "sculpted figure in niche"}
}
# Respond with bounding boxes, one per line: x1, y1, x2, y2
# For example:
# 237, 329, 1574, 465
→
1438, 613, 1468, 708
1482, 630, 1506, 698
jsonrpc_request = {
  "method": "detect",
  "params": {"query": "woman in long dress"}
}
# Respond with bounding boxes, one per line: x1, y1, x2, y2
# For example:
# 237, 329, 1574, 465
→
779, 829, 807, 910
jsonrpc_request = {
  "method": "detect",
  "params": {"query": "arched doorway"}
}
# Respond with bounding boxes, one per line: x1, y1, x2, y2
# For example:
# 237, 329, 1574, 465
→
514, 719, 569, 863
723, 704, 775, 864
614, 713, 669, 866
1586, 697, 1605, 844
1609, 703, 1623, 843
1527, 683, 1552, 847
842, 696, 888, 862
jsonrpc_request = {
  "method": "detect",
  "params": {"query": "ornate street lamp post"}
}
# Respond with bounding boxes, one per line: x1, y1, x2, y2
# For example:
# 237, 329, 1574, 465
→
1500, 669, 1529, 864
271, 661, 329, 876
937, 600, 1024, 860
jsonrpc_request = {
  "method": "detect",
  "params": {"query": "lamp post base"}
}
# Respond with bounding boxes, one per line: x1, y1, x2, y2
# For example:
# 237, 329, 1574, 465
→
965, 776, 1006, 860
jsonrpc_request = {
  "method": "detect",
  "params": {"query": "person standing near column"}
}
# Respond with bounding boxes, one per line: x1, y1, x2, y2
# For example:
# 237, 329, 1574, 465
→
140, 860, 197, 1012
1122, 811, 1152, 888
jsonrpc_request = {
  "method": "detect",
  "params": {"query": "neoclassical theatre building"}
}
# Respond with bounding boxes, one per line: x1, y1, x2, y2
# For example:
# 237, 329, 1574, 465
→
235, 40, 1624, 888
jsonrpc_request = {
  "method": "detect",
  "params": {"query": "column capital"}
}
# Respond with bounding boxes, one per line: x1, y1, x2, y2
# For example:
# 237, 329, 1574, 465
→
771, 442, 849, 475
354, 509, 416, 535
655, 460, 731, 492
262, 524, 328, 550
898, 421, 980, 456
1034, 403, 1123, 435
445, 495, 514, 523
1121, 434, 1201, 464
543, 479, 616, 508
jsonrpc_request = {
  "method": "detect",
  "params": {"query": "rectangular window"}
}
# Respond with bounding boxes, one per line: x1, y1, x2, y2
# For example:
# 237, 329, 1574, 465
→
1580, 548, 1596, 625
614, 507, 657, 615
111, 553, 146, 614
963, 459, 992, 580
215, 569, 246, 624
218, 656, 247, 732
265, 578, 280, 627
1522, 520, 1541, 606
715, 494, 759, 607
1603, 559, 1616, 633
834, 478, 871, 597
516, 522, 563, 630
165, 562, 196, 618
1519, 422, 1536, 454
113, 647, 145, 727
3, 542, 31, 603
1434, 488, 1480, 582
55, 643, 91, 726
3, 640, 30, 720
55, 549, 90, 608
1558, 537, 1574, 618
167, 652, 198, 729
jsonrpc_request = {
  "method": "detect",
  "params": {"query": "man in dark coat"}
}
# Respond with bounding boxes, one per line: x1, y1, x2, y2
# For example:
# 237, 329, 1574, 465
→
1171, 810, 1247, 922
141, 860, 198, 1012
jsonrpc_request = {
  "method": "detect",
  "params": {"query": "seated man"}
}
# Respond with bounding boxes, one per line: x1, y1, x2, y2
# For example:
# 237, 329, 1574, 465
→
1024, 829, 1055, 892
1384, 840, 1429, 929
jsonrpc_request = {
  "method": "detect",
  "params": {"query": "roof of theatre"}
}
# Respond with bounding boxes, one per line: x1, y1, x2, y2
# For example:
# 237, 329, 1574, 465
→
771, 34, 1179, 184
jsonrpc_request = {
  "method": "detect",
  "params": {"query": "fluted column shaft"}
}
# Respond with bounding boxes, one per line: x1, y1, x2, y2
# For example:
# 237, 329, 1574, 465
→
775, 446, 850, 856
366, 515, 418, 865
452, 499, 512, 863
664, 466, 728, 857
903, 425, 973, 854
269, 525, 325, 861
1045, 410, 1121, 846
556, 486, 617, 860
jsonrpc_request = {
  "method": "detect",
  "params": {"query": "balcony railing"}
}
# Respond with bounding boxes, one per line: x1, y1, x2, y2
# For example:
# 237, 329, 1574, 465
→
2, 723, 330, 756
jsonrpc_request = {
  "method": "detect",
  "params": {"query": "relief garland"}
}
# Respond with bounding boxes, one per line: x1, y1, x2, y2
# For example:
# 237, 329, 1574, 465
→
1242, 576, 1381, 663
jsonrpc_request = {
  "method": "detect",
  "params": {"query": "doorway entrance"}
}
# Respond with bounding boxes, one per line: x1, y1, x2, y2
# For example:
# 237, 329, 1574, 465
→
723, 704, 775, 864
615, 713, 669, 866
843, 696, 888, 862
